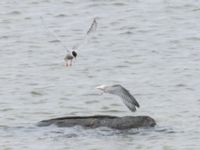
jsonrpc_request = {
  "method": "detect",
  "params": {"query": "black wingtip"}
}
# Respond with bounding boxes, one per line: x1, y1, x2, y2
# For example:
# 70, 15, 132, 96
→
135, 101, 140, 108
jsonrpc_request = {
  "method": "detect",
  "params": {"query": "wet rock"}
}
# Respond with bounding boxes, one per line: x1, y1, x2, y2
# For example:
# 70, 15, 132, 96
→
37, 115, 156, 130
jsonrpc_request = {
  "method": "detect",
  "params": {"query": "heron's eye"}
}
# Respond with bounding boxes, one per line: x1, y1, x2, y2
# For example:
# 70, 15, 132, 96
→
72, 51, 77, 57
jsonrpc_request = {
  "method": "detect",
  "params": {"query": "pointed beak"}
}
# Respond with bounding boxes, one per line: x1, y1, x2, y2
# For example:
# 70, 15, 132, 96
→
96, 85, 106, 90
96, 85, 106, 95
96, 85, 103, 90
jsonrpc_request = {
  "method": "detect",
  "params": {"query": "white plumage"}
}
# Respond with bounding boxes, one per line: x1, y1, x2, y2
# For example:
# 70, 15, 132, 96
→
64, 18, 97, 67
40, 17, 97, 67
96, 84, 140, 112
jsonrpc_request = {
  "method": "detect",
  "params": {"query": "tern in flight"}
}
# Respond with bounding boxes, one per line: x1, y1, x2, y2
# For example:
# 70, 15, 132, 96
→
64, 18, 97, 67
40, 17, 97, 67
96, 84, 140, 112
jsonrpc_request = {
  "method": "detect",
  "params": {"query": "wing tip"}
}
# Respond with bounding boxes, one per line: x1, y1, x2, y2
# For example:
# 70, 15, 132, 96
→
136, 102, 140, 108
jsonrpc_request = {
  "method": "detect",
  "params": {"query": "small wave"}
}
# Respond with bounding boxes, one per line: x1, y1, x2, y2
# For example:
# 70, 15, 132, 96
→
30, 91, 43, 96
112, 2, 126, 6
8, 10, 21, 15
49, 39, 61, 43
85, 100, 99, 104
115, 65, 128, 68
175, 83, 187, 87
185, 36, 200, 41
0, 35, 9, 39
55, 14, 67, 18
119, 31, 133, 35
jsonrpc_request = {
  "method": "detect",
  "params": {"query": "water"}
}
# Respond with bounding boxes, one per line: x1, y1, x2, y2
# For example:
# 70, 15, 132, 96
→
0, 0, 200, 149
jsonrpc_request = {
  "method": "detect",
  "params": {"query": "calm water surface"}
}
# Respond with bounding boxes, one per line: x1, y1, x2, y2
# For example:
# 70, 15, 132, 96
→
0, 0, 200, 149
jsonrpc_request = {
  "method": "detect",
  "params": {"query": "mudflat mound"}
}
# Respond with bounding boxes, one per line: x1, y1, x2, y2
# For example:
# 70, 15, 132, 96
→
37, 115, 156, 130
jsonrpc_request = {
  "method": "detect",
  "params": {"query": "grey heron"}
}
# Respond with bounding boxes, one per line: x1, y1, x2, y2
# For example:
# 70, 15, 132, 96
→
96, 84, 140, 112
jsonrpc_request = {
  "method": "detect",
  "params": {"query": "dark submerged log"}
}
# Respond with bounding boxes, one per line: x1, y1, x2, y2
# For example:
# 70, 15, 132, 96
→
37, 115, 156, 130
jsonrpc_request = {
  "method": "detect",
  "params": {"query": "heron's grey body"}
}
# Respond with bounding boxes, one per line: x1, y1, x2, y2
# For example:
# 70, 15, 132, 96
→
96, 84, 140, 112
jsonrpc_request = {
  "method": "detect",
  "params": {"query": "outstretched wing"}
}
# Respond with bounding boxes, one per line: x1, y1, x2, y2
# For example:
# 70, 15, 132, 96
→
120, 87, 140, 112
110, 85, 140, 112
72, 18, 97, 50
40, 16, 70, 53
86, 18, 97, 35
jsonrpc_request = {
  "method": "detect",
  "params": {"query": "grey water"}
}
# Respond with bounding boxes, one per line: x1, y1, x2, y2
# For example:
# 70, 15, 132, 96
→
0, 0, 200, 149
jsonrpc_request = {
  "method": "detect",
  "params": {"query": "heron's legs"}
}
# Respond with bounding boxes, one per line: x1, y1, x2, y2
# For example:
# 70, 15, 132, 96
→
65, 61, 69, 67
69, 60, 72, 66
65, 60, 73, 67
